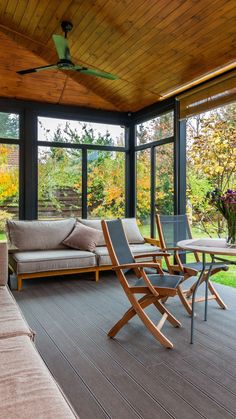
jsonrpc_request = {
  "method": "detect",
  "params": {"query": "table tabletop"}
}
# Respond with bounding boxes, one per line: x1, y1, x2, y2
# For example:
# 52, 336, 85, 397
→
177, 238, 236, 256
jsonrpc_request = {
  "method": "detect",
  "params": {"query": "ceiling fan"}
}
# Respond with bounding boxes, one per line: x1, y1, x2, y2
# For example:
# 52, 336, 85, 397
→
17, 21, 118, 80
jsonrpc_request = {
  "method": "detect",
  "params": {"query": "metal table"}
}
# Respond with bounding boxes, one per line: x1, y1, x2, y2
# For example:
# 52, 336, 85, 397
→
177, 238, 236, 343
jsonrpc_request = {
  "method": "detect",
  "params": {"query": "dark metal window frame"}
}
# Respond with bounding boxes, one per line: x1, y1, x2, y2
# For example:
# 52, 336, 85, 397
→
0, 97, 186, 223
131, 98, 186, 237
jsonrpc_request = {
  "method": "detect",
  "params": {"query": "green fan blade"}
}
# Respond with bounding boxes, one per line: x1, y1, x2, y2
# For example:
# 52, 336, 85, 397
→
74, 66, 118, 80
52, 35, 70, 60
17, 64, 58, 75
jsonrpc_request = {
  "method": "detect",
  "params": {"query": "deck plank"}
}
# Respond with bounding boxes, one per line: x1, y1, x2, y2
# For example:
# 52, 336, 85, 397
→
13, 274, 236, 419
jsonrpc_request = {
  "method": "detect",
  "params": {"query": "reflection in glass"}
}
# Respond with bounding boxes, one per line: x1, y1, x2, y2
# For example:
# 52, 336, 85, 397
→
0, 112, 19, 139
38, 146, 82, 219
87, 150, 125, 219
0, 144, 19, 228
38, 117, 125, 147
136, 150, 151, 236
136, 111, 174, 145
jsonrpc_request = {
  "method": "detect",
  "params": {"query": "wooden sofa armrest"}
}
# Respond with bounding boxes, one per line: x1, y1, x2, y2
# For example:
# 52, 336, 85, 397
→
143, 237, 160, 246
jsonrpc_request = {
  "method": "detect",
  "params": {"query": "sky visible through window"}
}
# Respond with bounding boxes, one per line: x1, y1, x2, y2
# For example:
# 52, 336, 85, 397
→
38, 117, 125, 146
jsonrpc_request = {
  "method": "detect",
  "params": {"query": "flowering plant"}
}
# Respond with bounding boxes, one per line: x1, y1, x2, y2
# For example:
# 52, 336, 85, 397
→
207, 188, 236, 246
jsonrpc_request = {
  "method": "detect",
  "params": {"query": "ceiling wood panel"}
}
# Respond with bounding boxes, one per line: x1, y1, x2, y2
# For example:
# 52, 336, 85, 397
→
0, 0, 235, 112
0, 31, 118, 110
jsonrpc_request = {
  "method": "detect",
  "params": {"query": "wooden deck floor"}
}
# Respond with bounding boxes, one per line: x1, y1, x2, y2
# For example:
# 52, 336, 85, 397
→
13, 273, 236, 419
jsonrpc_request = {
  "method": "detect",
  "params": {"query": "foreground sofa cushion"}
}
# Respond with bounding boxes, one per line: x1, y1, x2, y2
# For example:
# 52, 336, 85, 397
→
78, 218, 145, 246
7, 218, 76, 251
63, 222, 102, 251
95, 243, 161, 266
0, 287, 33, 339
0, 241, 8, 286
0, 335, 77, 418
9, 249, 96, 274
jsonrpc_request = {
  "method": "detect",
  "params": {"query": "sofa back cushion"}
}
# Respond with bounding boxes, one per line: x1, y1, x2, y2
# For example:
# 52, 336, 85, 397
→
7, 219, 76, 251
121, 218, 145, 243
78, 218, 144, 245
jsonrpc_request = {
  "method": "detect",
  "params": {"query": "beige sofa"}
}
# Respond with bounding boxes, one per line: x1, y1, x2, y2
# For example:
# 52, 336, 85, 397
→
0, 240, 77, 418
7, 218, 160, 291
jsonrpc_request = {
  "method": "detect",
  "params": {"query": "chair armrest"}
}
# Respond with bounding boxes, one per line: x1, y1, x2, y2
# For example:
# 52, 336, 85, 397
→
113, 262, 161, 270
164, 247, 180, 251
134, 252, 170, 258
143, 237, 160, 246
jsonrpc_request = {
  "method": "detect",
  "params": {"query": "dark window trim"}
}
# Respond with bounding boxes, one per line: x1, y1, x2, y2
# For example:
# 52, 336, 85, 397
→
0, 98, 129, 126
37, 141, 127, 152
135, 136, 174, 151
0, 138, 19, 144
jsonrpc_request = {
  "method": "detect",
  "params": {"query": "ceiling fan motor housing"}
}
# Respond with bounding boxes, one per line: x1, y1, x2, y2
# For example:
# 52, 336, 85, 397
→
61, 21, 73, 36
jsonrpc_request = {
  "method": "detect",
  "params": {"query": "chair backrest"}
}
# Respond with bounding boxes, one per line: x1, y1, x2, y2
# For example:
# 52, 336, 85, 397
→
102, 219, 135, 270
156, 214, 192, 251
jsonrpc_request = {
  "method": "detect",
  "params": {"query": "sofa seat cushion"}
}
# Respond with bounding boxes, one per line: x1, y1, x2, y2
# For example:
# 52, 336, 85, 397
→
0, 287, 33, 339
95, 244, 161, 266
7, 218, 76, 251
9, 249, 96, 274
0, 335, 76, 418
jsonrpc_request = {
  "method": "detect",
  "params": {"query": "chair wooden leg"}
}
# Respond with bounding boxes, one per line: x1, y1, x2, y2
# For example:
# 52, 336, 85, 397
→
186, 276, 227, 310
109, 293, 174, 348
208, 281, 227, 309
160, 296, 168, 303
177, 287, 192, 316
129, 294, 174, 348
153, 299, 181, 327
185, 274, 206, 298
108, 295, 156, 338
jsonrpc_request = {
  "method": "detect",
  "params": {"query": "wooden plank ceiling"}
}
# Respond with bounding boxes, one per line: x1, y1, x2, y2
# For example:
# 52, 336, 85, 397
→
0, 0, 235, 112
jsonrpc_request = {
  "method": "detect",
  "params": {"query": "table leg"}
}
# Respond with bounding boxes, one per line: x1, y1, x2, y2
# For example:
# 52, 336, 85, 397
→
191, 252, 206, 344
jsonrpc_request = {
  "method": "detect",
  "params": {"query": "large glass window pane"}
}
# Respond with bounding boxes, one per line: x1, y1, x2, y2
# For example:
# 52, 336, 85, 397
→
38, 117, 125, 147
186, 102, 236, 238
136, 111, 174, 145
0, 144, 19, 232
155, 143, 174, 215
0, 112, 19, 139
136, 149, 151, 236
38, 146, 82, 219
87, 150, 125, 219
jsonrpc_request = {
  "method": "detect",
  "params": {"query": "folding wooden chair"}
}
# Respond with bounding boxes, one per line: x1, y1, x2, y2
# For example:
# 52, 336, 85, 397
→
156, 214, 228, 315
101, 219, 184, 349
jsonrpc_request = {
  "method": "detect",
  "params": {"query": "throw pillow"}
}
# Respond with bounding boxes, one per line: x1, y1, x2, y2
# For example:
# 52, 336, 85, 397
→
77, 218, 105, 246
63, 222, 102, 252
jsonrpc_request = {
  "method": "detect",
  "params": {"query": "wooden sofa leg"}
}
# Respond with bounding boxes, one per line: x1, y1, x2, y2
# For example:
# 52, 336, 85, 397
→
95, 269, 99, 282
17, 276, 23, 291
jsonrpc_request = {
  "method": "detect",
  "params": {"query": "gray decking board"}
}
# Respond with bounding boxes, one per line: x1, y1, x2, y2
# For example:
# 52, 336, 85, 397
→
13, 274, 236, 419
19, 307, 108, 419
27, 283, 205, 419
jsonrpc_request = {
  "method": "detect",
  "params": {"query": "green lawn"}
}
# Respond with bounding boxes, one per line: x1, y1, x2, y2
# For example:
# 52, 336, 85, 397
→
139, 223, 236, 288
0, 232, 6, 240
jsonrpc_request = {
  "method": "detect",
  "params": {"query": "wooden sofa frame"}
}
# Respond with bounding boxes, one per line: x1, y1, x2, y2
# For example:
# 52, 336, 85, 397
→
9, 237, 160, 291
